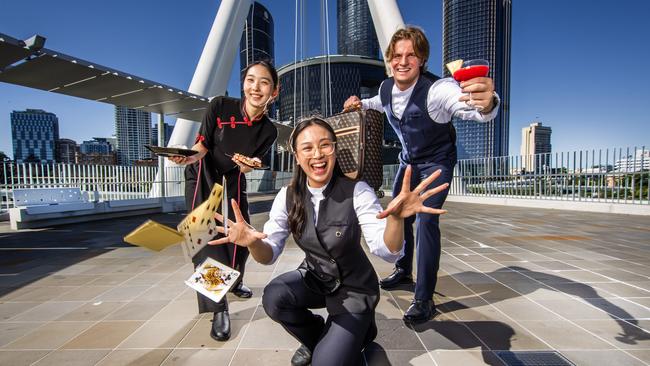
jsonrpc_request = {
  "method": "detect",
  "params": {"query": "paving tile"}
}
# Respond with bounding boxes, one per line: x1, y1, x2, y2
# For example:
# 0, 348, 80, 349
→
56, 301, 126, 321
134, 284, 187, 301
150, 300, 201, 321
364, 349, 435, 366
161, 349, 234, 365
177, 319, 250, 349
0, 322, 44, 347
368, 320, 425, 352
0, 350, 50, 366
0, 301, 40, 321
95, 285, 152, 302
431, 350, 506, 366
229, 349, 297, 366
4, 321, 93, 349
517, 320, 615, 350
96, 349, 172, 366
61, 321, 144, 349
51, 285, 113, 301
11, 301, 84, 322
104, 300, 168, 321
238, 316, 299, 349
562, 350, 647, 366
118, 319, 196, 349
32, 349, 110, 366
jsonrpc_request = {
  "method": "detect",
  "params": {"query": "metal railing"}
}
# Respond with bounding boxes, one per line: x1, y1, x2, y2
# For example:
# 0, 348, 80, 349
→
382, 146, 649, 205
0, 162, 293, 211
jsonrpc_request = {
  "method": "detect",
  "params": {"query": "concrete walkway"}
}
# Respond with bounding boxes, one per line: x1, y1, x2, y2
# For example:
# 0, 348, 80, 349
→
0, 196, 649, 365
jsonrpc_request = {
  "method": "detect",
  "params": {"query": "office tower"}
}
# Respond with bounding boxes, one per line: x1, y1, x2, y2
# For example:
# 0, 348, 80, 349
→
11, 109, 59, 163
240, 2, 274, 72
56, 138, 77, 163
114, 106, 151, 165
520, 121, 551, 172
337, 0, 381, 59
443, 0, 512, 159
151, 122, 174, 147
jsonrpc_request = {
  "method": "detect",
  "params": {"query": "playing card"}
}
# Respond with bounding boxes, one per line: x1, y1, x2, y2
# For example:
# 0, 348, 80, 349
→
185, 257, 240, 303
177, 183, 224, 261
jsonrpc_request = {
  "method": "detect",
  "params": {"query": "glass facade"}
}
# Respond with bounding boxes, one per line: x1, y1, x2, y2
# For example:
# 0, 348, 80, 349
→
114, 106, 152, 165
337, 0, 381, 59
11, 109, 60, 163
443, 0, 512, 159
239, 2, 274, 73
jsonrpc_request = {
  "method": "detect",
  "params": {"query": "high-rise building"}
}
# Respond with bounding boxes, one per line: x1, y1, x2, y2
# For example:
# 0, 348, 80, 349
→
240, 2, 274, 73
151, 123, 174, 147
56, 138, 78, 163
11, 109, 60, 163
520, 122, 552, 172
443, 0, 512, 159
337, 0, 381, 59
114, 106, 151, 165
80, 137, 113, 155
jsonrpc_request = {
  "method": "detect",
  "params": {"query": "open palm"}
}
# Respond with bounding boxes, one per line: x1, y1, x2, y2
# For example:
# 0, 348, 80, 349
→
208, 199, 267, 246
377, 165, 449, 219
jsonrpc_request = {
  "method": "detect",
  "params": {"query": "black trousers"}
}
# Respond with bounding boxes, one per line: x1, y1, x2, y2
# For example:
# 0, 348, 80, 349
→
393, 162, 453, 301
262, 270, 376, 366
185, 164, 250, 313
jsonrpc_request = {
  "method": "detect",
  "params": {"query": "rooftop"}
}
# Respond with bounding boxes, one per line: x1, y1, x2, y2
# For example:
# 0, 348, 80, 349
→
1, 197, 649, 365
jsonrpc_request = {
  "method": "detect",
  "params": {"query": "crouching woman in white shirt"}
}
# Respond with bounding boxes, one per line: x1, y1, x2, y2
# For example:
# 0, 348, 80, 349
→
209, 117, 449, 366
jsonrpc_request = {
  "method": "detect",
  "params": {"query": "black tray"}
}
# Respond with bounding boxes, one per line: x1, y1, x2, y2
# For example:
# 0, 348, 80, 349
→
145, 145, 198, 157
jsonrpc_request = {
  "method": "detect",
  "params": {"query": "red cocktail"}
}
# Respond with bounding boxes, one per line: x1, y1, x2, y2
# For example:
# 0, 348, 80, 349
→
453, 64, 490, 82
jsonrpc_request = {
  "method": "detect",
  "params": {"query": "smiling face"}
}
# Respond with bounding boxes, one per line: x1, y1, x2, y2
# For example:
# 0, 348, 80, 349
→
293, 124, 337, 188
389, 39, 422, 90
242, 64, 278, 118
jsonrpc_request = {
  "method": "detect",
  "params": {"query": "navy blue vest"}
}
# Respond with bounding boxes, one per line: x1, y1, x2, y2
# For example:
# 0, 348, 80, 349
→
287, 175, 379, 314
380, 75, 456, 165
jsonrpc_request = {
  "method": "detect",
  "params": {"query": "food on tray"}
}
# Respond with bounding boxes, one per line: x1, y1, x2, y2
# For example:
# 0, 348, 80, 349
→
232, 153, 262, 168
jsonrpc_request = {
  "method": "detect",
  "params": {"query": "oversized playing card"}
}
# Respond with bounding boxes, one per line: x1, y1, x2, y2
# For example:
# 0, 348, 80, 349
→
177, 182, 224, 261
185, 257, 240, 303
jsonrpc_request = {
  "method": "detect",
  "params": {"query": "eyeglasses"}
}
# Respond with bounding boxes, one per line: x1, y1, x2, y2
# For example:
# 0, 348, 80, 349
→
296, 141, 336, 157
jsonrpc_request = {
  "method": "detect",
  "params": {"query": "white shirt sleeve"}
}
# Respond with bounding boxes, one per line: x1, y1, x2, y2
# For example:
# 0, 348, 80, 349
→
427, 77, 500, 123
360, 81, 384, 112
353, 181, 402, 263
261, 187, 291, 265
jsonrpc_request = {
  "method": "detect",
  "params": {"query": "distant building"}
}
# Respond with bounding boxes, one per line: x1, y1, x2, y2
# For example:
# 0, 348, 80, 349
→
615, 150, 650, 172
337, 0, 381, 59
520, 122, 552, 172
115, 106, 152, 165
11, 109, 60, 164
56, 138, 78, 163
151, 123, 174, 147
78, 137, 116, 165
443, 0, 512, 159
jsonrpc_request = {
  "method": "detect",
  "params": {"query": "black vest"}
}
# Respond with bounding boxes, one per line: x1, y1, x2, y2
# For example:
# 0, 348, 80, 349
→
287, 175, 379, 314
380, 74, 456, 165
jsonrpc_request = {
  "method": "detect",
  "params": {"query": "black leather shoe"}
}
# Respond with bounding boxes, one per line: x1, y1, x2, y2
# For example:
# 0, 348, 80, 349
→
403, 299, 436, 324
210, 310, 231, 341
291, 344, 312, 366
232, 283, 253, 298
379, 267, 412, 289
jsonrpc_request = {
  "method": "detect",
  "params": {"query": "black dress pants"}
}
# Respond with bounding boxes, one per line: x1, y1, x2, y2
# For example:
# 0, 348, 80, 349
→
262, 270, 375, 366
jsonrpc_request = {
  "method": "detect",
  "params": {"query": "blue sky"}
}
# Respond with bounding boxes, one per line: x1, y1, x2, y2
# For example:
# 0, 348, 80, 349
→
1, 0, 649, 159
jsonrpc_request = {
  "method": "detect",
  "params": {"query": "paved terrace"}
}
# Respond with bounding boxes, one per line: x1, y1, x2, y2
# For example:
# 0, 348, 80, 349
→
0, 195, 649, 366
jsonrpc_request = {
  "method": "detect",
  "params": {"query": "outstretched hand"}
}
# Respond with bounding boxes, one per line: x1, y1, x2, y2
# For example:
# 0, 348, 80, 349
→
208, 199, 267, 246
377, 165, 449, 219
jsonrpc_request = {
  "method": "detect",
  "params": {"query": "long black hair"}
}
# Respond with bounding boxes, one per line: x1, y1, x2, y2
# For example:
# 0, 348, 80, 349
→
287, 116, 343, 238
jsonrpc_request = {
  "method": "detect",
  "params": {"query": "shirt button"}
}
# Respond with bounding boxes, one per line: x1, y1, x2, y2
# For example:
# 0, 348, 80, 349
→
329, 258, 336, 264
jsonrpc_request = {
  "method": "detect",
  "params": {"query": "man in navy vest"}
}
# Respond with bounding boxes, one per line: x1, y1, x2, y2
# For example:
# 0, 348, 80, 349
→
344, 26, 500, 323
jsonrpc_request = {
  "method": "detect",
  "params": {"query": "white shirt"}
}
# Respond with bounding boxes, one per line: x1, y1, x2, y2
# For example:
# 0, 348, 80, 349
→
361, 77, 500, 123
261, 180, 401, 264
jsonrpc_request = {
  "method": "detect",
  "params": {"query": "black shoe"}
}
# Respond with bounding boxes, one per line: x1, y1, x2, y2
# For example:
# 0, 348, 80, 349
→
232, 283, 253, 298
379, 267, 412, 289
291, 344, 312, 366
403, 299, 436, 324
210, 310, 231, 341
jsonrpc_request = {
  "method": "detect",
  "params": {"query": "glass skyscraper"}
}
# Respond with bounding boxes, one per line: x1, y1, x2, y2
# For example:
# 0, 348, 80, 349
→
239, 1, 274, 73
337, 0, 381, 59
11, 109, 60, 163
114, 106, 151, 165
443, 0, 512, 159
